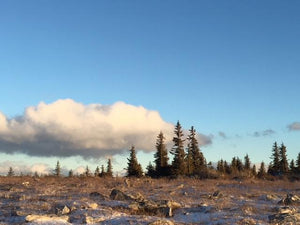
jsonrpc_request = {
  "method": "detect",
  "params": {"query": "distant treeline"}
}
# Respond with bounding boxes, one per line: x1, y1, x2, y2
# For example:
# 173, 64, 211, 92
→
5, 121, 300, 180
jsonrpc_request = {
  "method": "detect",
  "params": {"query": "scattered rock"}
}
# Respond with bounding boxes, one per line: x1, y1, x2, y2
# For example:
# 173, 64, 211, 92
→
269, 212, 300, 224
148, 219, 175, 225
260, 194, 278, 201
55, 205, 71, 215
87, 202, 98, 209
209, 190, 223, 199
25, 214, 69, 223
278, 194, 300, 205
110, 189, 133, 201
89, 192, 105, 200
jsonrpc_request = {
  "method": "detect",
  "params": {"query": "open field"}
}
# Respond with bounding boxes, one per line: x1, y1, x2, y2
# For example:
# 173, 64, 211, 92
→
0, 177, 300, 224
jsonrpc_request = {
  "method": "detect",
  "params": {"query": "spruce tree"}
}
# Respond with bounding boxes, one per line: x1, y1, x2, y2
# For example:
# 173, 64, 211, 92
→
290, 159, 295, 174
185, 145, 194, 176
244, 154, 251, 170
85, 166, 91, 177
68, 169, 74, 177
127, 146, 143, 177
154, 131, 168, 176
100, 165, 105, 177
279, 143, 289, 174
146, 162, 156, 177
7, 167, 14, 177
296, 153, 300, 174
269, 142, 280, 176
187, 126, 206, 177
54, 161, 61, 177
171, 121, 186, 176
106, 159, 113, 177
94, 166, 100, 177
251, 165, 257, 177
257, 162, 266, 179
217, 159, 225, 174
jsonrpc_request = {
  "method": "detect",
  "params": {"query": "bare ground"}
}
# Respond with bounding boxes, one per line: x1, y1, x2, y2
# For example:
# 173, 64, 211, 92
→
0, 176, 300, 224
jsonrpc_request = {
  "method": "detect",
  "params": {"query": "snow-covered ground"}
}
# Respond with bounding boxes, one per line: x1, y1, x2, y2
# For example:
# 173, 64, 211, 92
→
0, 177, 299, 224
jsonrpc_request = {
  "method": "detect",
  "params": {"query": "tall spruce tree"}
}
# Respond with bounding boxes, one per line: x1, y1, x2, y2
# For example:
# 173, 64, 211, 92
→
127, 146, 143, 177
290, 159, 296, 174
171, 121, 186, 176
7, 167, 14, 177
54, 161, 61, 177
279, 143, 289, 174
244, 154, 251, 170
154, 131, 169, 176
296, 153, 300, 174
187, 126, 206, 176
106, 159, 113, 177
269, 142, 280, 176
257, 161, 266, 178
94, 166, 100, 177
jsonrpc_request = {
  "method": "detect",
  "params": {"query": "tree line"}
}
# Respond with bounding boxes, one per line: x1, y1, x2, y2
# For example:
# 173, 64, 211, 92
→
4, 121, 300, 180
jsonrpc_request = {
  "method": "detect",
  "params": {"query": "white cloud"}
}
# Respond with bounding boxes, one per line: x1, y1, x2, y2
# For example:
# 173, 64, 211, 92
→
0, 99, 212, 158
0, 161, 51, 176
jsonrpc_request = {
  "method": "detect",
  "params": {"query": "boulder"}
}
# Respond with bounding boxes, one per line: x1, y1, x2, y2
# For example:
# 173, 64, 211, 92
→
278, 194, 300, 205
110, 189, 134, 201
25, 214, 69, 223
89, 192, 105, 200
55, 205, 71, 215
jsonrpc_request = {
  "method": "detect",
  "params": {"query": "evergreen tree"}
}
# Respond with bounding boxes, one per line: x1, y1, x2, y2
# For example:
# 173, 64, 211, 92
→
187, 126, 206, 177
146, 162, 156, 177
100, 165, 105, 177
127, 146, 143, 177
279, 143, 289, 174
244, 154, 251, 170
171, 121, 186, 176
54, 161, 61, 177
224, 161, 231, 174
290, 159, 296, 174
154, 131, 169, 176
106, 159, 113, 177
296, 153, 300, 174
257, 162, 266, 179
94, 166, 100, 177
85, 166, 91, 177
269, 142, 280, 176
230, 157, 238, 173
217, 159, 225, 174
251, 165, 257, 177
68, 169, 74, 177
236, 157, 244, 172
185, 146, 194, 176
7, 167, 14, 177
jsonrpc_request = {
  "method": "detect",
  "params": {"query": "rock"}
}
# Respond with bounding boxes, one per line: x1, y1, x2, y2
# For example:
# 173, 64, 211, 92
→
89, 192, 105, 200
260, 194, 278, 201
25, 214, 69, 223
211, 190, 223, 198
278, 194, 300, 205
87, 202, 98, 209
269, 212, 300, 224
110, 189, 133, 201
148, 220, 174, 225
55, 205, 71, 215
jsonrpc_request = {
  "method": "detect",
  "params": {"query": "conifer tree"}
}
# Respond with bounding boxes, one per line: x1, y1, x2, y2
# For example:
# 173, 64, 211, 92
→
127, 146, 143, 177
217, 159, 225, 174
269, 142, 280, 176
244, 154, 251, 170
187, 126, 206, 176
146, 162, 156, 177
251, 165, 257, 177
100, 165, 105, 177
224, 161, 231, 174
290, 159, 295, 174
68, 169, 74, 177
296, 153, 300, 174
279, 143, 289, 174
185, 146, 194, 176
257, 162, 266, 179
94, 166, 100, 177
154, 131, 169, 176
54, 161, 61, 177
106, 159, 113, 177
171, 121, 186, 176
7, 167, 14, 177
85, 166, 91, 177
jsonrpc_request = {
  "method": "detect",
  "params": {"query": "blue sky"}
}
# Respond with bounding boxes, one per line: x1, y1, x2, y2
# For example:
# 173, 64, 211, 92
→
0, 1, 300, 175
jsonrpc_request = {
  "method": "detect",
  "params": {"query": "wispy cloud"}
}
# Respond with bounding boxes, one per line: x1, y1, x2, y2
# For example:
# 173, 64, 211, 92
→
252, 129, 276, 137
218, 131, 227, 139
287, 122, 300, 131
0, 99, 212, 158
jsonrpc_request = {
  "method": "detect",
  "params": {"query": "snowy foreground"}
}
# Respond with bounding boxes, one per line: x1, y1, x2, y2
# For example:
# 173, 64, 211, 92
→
0, 177, 300, 225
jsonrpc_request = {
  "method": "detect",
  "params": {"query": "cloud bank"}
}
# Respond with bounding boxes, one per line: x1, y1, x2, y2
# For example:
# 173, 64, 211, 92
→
0, 99, 211, 158
288, 122, 300, 131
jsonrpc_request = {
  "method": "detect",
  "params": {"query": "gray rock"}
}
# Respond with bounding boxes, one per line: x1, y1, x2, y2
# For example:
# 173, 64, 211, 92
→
278, 194, 300, 205
148, 219, 174, 225
110, 189, 133, 201
89, 192, 105, 200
